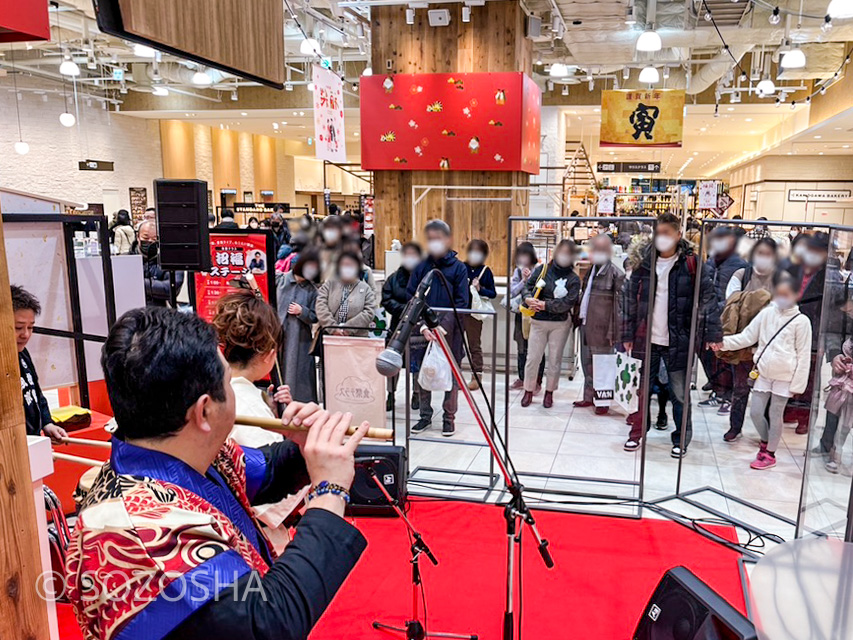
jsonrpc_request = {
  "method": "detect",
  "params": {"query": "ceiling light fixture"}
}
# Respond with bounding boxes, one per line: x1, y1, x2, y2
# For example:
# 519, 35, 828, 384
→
362, 66, 373, 76
638, 65, 660, 84
285, 82, 293, 91
152, 85, 169, 97
636, 28, 662, 52
769, 7, 781, 24
781, 46, 806, 69
623, 66, 630, 80
192, 69, 212, 85
756, 78, 776, 95
59, 111, 76, 127
59, 56, 80, 77
549, 63, 570, 77
230, 89, 238, 101
300, 37, 322, 56
828, 0, 853, 19
822, 15, 833, 32
9, 46, 29, 155
547, 79, 554, 92
462, 5, 471, 22
562, 84, 569, 96
133, 43, 157, 58
307, 82, 316, 92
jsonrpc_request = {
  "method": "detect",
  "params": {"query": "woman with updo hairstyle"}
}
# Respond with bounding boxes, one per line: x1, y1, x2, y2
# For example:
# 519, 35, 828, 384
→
212, 289, 292, 448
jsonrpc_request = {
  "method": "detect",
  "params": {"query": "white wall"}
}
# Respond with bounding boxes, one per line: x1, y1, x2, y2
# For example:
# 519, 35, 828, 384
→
0, 80, 163, 214
740, 181, 853, 225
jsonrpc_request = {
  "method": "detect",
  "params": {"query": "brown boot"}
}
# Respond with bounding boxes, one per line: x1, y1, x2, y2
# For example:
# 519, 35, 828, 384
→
543, 391, 553, 408
521, 391, 534, 407
467, 377, 480, 391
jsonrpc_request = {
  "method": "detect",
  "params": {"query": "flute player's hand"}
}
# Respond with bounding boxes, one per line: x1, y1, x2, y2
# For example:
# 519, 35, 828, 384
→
279, 401, 324, 450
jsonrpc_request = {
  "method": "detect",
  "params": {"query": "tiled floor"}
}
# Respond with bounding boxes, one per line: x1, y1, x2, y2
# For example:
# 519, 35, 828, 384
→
392, 358, 853, 544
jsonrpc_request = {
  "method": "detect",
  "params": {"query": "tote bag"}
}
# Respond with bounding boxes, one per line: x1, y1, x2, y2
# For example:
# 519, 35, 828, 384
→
614, 352, 643, 414
470, 266, 495, 321
592, 353, 617, 407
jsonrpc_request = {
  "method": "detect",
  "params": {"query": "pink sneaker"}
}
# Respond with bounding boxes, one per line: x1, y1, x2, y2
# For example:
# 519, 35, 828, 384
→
750, 452, 776, 470
759, 441, 768, 454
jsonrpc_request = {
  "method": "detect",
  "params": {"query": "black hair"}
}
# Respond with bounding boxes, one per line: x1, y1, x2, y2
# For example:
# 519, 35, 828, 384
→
553, 238, 576, 257
425, 219, 451, 236
113, 209, 131, 227
273, 204, 286, 214
101, 307, 226, 440
337, 250, 363, 271
259, 218, 271, 228
222, 209, 234, 219
402, 241, 422, 255
467, 239, 489, 258
293, 248, 321, 282
254, 251, 261, 257
11, 285, 41, 314
513, 241, 538, 266
656, 212, 681, 232
328, 203, 340, 215
749, 237, 778, 260
732, 214, 743, 220
323, 215, 343, 230
208, 213, 216, 225
247, 216, 259, 226
773, 270, 796, 290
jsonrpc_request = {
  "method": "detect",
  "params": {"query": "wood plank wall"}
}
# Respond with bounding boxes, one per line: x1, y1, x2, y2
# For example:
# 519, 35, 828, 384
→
370, 1, 533, 275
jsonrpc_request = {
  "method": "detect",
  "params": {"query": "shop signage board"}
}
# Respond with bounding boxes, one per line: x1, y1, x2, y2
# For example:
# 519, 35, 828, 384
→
697, 180, 720, 210
788, 189, 852, 202
78, 159, 114, 171
597, 190, 616, 214
360, 194, 375, 237
312, 64, 347, 163
360, 71, 540, 173
600, 89, 685, 148
596, 162, 661, 173
194, 231, 272, 322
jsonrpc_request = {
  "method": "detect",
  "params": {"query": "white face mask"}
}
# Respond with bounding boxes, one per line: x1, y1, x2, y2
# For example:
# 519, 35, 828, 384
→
323, 229, 340, 244
793, 243, 807, 258
802, 250, 825, 268
467, 250, 485, 265
402, 255, 420, 271
555, 252, 572, 268
710, 238, 731, 256
752, 255, 775, 273
302, 265, 319, 280
339, 265, 359, 281
655, 234, 677, 253
590, 251, 610, 265
774, 296, 795, 310
427, 239, 446, 257
517, 259, 531, 269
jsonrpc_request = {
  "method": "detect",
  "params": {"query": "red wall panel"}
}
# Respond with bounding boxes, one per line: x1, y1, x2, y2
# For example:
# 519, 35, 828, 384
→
361, 72, 540, 174
0, 0, 49, 42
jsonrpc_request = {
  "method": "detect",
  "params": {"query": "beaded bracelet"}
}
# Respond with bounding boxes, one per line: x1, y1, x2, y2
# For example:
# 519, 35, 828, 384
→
307, 480, 351, 504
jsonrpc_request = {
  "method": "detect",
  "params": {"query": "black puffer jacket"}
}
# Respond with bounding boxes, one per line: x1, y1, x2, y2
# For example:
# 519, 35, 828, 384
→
381, 267, 412, 334
622, 239, 721, 371
522, 261, 580, 322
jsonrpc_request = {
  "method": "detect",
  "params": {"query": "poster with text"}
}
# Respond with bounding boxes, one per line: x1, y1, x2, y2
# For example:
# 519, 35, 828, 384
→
313, 64, 346, 163
697, 181, 719, 210
195, 232, 271, 321
600, 89, 684, 148
597, 189, 616, 214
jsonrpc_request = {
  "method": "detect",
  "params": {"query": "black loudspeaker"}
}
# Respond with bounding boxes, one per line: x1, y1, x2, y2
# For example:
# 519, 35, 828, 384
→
347, 444, 407, 516
634, 567, 757, 640
154, 179, 211, 271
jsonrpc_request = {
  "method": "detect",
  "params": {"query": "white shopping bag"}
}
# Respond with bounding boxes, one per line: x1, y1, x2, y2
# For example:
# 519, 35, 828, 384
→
614, 352, 642, 414
592, 353, 617, 408
418, 342, 454, 392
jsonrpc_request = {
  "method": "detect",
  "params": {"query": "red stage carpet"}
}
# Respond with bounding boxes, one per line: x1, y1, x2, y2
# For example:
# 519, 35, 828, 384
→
57, 499, 747, 639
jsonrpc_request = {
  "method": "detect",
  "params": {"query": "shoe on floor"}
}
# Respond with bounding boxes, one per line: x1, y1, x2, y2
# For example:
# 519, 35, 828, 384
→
467, 377, 480, 391
750, 451, 777, 470
442, 421, 456, 437
717, 401, 731, 416
654, 414, 668, 430
624, 438, 641, 452
701, 381, 713, 392
573, 400, 594, 408
698, 394, 722, 408
521, 391, 534, 407
411, 394, 420, 411
826, 450, 840, 474
811, 444, 831, 459
411, 419, 431, 434
511, 378, 525, 390
543, 391, 554, 408
722, 427, 741, 443
670, 446, 687, 459
795, 423, 809, 435
594, 406, 609, 416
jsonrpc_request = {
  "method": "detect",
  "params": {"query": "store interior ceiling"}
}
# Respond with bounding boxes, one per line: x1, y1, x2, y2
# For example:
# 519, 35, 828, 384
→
2, 0, 853, 178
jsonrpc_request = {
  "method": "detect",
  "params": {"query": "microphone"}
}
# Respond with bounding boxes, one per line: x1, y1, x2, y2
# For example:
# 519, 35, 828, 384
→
375, 269, 436, 378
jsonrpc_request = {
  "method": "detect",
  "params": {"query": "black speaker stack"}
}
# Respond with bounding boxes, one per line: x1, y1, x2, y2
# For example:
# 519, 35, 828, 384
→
348, 444, 407, 516
153, 179, 211, 272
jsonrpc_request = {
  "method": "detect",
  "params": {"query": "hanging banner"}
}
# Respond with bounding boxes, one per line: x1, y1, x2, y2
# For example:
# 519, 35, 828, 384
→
600, 89, 685, 148
322, 335, 386, 429
312, 64, 347, 163
597, 189, 616, 214
194, 231, 273, 321
697, 181, 720, 210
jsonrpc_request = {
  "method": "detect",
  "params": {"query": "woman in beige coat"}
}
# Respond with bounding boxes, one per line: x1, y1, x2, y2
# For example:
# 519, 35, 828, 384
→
316, 250, 377, 337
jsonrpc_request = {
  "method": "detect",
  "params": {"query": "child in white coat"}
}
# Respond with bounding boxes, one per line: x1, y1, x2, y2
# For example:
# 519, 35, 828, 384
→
712, 276, 812, 470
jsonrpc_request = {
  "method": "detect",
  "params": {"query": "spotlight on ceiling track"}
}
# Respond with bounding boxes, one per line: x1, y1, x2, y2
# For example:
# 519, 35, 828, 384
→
133, 43, 157, 58
300, 38, 322, 56
59, 56, 80, 77
547, 79, 554, 92
638, 65, 660, 84
549, 63, 570, 77
756, 78, 775, 94
781, 46, 806, 69
59, 112, 76, 127
192, 69, 212, 85
406, 8, 415, 24
562, 84, 569, 96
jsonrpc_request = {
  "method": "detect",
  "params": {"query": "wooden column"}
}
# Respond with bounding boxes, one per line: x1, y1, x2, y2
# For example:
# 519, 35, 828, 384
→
0, 216, 50, 639
371, 0, 533, 274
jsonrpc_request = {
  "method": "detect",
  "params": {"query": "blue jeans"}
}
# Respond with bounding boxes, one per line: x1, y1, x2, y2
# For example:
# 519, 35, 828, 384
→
629, 344, 692, 447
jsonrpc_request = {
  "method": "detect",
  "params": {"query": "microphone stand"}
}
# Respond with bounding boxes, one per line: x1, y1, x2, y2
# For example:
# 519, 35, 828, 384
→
367, 466, 477, 640
419, 306, 554, 640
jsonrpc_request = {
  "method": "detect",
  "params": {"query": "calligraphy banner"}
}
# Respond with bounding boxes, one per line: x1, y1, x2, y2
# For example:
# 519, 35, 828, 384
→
313, 64, 347, 162
697, 181, 719, 210
600, 89, 685, 148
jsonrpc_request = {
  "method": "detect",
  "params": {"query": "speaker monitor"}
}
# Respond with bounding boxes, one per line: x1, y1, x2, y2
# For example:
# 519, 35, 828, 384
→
347, 444, 407, 517
526, 15, 542, 39
154, 179, 212, 271
634, 567, 757, 640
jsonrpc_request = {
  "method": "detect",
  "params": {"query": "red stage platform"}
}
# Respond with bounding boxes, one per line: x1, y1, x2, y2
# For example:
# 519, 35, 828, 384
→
58, 499, 747, 639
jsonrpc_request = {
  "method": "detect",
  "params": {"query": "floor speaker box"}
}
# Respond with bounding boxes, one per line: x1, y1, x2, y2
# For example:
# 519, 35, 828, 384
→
348, 444, 407, 516
154, 179, 211, 271
634, 567, 756, 640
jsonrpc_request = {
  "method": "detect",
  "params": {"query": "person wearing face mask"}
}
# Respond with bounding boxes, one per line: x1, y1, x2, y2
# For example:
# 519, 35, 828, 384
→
508, 242, 545, 390
697, 227, 747, 415
316, 251, 377, 340
622, 213, 721, 458
463, 239, 497, 391
275, 248, 321, 403
132, 220, 184, 307
269, 207, 292, 257
573, 234, 624, 415
779, 233, 808, 271
718, 237, 778, 442
711, 276, 812, 470
277, 233, 309, 273
520, 239, 581, 409
382, 242, 423, 410
407, 220, 470, 436
319, 216, 346, 282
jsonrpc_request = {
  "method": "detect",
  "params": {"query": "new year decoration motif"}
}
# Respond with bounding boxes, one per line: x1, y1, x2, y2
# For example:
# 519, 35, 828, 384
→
462, 106, 472, 118
426, 101, 443, 112
409, 84, 424, 95
447, 77, 465, 90
488, 119, 504, 126
380, 131, 397, 142
394, 157, 408, 164
383, 76, 395, 93
553, 278, 568, 299
441, 129, 456, 137
414, 146, 424, 156
408, 119, 419, 129
439, 157, 450, 170
495, 89, 506, 105
312, 64, 347, 163
468, 137, 480, 154
388, 104, 403, 110
494, 153, 505, 163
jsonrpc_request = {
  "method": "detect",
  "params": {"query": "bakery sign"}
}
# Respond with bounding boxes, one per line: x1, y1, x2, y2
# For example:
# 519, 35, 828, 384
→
788, 189, 852, 202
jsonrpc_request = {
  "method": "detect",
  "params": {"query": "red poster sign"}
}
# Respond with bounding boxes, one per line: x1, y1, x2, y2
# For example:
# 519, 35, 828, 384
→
360, 72, 540, 174
195, 232, 271, 321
